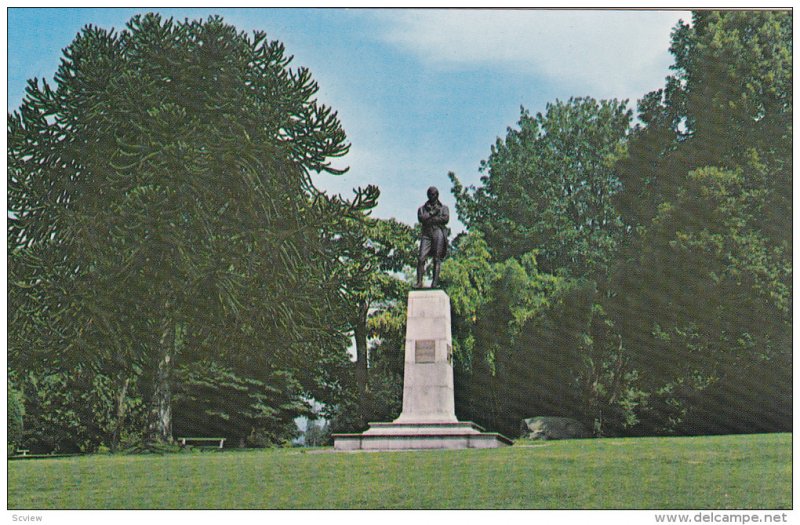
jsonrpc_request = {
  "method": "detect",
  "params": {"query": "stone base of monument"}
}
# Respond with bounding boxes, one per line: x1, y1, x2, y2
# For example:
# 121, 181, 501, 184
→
333, 421, 512, 451
332, 289, 512, 451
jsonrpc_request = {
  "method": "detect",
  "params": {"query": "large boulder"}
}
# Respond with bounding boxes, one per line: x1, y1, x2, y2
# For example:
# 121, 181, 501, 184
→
520, 416, 592, 440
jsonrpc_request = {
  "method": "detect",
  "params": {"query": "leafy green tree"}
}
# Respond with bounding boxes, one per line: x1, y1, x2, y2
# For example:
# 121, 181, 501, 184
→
361, 295, 410, 423
436, 233, 495, 424
574, 301, 649, 436
302, 419, 331, 447
441, 233, 588, 435
608, 166, 791, 434
438, 238, 650, 438
327, 216, 415, 424
7, 374, 26, 454
8, 14, 371, 445
608, 11, 792, 434
445, 96, 641, 436
450, 97, 631, 277
616, 11, 791, 235
17, 367, 147, 453
173, 360, 307, 446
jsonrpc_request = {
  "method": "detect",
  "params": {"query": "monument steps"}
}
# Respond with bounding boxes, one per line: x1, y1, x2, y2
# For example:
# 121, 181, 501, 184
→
334, 421, 512, 451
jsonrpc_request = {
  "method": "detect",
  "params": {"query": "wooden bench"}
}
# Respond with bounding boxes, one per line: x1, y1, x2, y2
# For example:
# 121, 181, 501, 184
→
176, 437, 226, 449
15, 449, 30, 456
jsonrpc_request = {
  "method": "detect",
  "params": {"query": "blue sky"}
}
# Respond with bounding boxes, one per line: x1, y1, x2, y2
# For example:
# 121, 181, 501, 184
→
7, 8, 690, 230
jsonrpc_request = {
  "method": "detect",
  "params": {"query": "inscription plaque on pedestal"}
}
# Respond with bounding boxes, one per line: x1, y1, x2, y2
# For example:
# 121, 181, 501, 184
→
415, 340, 435, 363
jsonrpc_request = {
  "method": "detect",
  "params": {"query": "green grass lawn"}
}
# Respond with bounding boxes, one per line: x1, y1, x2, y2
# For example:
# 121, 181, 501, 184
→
8, 433, 791, 509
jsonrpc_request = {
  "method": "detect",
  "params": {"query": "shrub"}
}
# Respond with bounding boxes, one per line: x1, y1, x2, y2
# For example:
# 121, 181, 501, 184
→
8, 377, 25, 454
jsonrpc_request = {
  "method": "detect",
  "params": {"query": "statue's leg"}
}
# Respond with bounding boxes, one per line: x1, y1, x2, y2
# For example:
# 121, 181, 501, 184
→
431, 259, 442, 288
429, 229, 444, 288
416, 259, 426, 288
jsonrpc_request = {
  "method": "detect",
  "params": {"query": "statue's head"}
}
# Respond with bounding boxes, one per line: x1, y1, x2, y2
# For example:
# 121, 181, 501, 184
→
427, 186, 439, 201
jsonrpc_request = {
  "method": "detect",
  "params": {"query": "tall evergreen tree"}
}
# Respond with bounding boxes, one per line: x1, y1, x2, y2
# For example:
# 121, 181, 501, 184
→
8, 14, 373, 444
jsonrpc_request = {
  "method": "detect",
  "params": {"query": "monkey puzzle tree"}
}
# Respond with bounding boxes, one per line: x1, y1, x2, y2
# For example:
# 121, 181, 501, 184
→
8, 14, 374, 444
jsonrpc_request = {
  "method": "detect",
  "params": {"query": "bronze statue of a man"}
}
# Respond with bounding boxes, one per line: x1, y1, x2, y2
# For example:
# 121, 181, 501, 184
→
416, 186, 449, 288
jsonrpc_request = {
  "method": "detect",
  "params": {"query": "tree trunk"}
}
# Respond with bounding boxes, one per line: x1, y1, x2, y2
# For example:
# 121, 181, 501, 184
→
111, 376, 130, 451
354, 300, 370, 423
148, 319, 175, 444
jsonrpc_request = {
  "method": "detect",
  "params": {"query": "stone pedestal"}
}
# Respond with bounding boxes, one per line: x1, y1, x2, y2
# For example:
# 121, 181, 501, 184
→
333, 289, 512, 451
396, 289, 457, 423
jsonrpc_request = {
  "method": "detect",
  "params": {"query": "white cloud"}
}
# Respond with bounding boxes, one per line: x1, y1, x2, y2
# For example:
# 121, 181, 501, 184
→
376, 9, 690, 102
